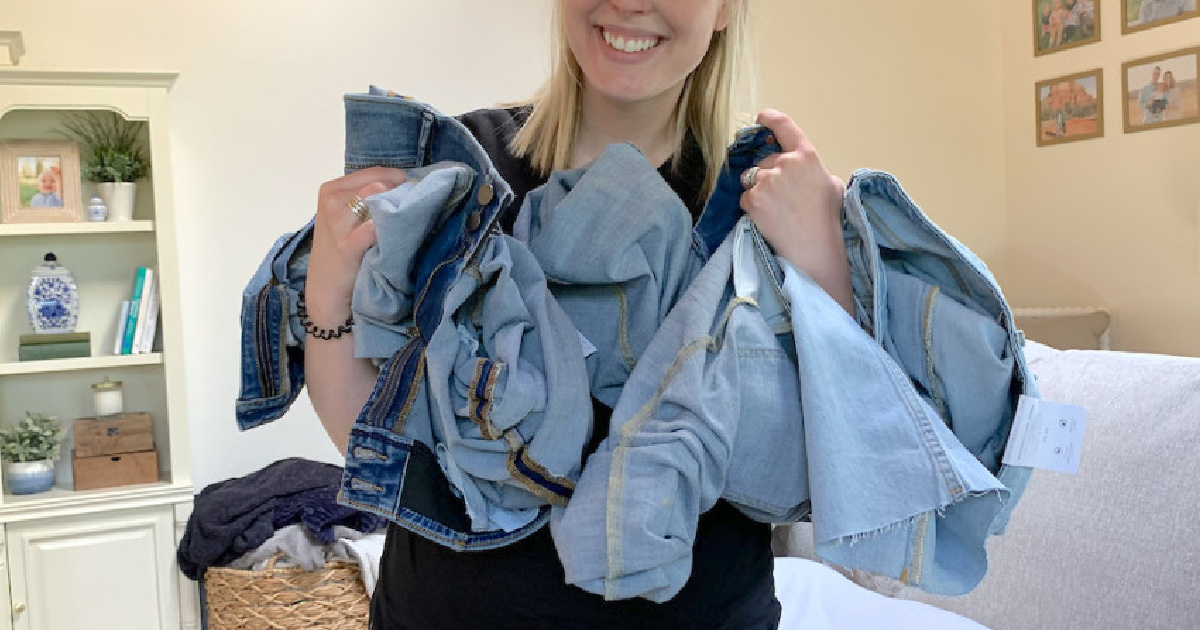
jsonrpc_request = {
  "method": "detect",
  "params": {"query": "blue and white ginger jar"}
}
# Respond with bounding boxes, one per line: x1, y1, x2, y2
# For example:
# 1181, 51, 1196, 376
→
27, 253, 79, 334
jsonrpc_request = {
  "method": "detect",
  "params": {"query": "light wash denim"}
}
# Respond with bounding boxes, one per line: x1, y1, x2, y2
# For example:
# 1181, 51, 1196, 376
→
351, 162, 475, 364
842, 168, 1035, 537
512, 143, 701, 408
416, 229, 593, 532
552, 160, 1035, 601
238, 94, 1033, 586
240, 89, 593, 550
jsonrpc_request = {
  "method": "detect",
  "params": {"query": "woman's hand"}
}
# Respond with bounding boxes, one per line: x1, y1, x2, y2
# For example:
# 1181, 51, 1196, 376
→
304, 166, 407, 455
304, 167, 408, 324
739, 109, 854, 314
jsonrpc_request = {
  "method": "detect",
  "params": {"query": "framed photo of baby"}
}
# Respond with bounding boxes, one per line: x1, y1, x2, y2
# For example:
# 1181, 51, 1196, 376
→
0, 139, 84, 223
1036, 69, 1105, 147
1122, 46, 1200, 133
1034, 0, 1101, 57
1122, 0, 1198, 34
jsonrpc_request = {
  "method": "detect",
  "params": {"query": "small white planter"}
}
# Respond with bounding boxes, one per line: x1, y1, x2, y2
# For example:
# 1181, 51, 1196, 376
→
97, 182, 136, 221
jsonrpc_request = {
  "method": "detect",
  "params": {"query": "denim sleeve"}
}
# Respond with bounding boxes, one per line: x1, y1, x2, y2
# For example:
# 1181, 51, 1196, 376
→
236, 224, 314, 430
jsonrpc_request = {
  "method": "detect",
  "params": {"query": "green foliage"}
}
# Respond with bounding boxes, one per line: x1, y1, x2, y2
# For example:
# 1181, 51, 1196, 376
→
59, 112, 151, 183
0, 413, 63, 463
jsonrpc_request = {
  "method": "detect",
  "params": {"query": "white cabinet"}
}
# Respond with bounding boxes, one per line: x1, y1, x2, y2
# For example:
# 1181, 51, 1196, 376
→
4, 506, 177, 630
0, 70, 197, 630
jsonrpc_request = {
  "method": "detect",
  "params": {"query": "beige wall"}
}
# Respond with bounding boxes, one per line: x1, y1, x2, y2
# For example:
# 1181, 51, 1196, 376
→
758, 0, 1200, 356
754, 1, 1009, 267
1000, 1, 1200, 356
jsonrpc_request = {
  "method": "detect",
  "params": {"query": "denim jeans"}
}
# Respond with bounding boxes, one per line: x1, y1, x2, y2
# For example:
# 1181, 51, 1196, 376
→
551, 160, 1035, 601
238, 97, 1033, 585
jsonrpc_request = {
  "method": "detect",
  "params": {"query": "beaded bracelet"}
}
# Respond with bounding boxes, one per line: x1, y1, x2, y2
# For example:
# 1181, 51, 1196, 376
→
296, 291, 354, 340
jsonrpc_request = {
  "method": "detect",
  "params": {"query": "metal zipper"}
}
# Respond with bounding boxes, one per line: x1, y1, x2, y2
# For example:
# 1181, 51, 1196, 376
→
254, 283, 277, 399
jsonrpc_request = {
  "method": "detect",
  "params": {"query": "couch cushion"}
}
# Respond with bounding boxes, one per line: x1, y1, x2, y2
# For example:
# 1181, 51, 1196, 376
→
774, 341, 1200, 630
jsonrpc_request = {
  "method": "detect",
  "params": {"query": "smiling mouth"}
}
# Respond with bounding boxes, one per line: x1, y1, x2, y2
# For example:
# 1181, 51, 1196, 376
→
600, 28, 662, 54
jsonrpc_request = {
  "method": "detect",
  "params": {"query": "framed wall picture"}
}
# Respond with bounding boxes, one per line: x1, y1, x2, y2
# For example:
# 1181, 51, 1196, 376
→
1122, 0, 1199, 35
1034, 0, 1101, 57
1122, 46, 1200, 133
0, 139, 84, 223
1036, 69, 1105, 147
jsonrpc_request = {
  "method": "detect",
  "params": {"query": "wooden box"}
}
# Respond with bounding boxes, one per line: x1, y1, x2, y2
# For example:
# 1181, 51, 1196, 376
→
73, 412, 154, 458
72, 449, 159, 491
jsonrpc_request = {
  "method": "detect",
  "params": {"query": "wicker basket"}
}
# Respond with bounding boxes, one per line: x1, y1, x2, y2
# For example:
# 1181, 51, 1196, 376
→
204, 554, 370, 630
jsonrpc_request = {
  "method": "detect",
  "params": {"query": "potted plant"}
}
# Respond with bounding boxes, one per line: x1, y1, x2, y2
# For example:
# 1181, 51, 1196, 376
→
1, 412, 64, 495
59, 111, 150, 221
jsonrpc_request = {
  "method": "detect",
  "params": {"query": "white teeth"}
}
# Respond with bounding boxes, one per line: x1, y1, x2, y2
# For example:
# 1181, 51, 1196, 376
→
602, 29, 659, 53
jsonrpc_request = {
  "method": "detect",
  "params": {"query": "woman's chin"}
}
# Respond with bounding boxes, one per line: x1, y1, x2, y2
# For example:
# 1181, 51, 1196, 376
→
586, 77, 681, 109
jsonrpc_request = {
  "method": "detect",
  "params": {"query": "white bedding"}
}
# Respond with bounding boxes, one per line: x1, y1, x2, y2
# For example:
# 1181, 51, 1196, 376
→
773, 558, 991, 630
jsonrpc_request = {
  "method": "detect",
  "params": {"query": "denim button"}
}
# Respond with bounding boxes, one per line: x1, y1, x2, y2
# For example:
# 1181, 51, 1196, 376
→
466, 210, 482, 231
477, 183, 495, 206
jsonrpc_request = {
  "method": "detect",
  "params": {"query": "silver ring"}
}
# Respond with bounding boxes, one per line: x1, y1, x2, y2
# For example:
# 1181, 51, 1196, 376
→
348, 195, 369, 222
740, 166, 759, 191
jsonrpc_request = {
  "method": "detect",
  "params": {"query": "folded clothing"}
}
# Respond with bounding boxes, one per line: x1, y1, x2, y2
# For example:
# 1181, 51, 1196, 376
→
273, 485, 387, 544
178, 458, 350, 579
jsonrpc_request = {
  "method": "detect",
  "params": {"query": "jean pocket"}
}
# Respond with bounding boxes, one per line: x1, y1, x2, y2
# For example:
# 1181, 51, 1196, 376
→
723, 344, 808, 521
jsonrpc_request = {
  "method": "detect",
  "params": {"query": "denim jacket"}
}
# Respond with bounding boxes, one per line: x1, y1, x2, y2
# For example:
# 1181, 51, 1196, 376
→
551, 152, 1035, 601
238, 89, 595, 549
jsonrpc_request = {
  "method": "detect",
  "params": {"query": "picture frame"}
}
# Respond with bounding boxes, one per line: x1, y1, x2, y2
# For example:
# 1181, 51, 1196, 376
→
1122, 46, 1200, 134
1036, 69, 1105, 147
1034, 0, 1101, 57
1122, 0, 1199, 35
0, 139, 84, 223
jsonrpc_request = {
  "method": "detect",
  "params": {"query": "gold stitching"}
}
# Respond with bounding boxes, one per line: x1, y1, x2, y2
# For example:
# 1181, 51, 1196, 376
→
614, 284, 637, 370
393, 353, 426, 434
506, 450, 573, 507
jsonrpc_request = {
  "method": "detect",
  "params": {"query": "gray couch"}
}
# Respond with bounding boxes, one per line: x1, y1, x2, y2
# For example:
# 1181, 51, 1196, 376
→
773, 341, 1200, 630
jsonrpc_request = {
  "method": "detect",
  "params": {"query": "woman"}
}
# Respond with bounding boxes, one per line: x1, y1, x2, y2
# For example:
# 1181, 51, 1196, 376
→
1159, 70, 1182, 121
305, 1, 849, 627
1142, 70, 1181, 124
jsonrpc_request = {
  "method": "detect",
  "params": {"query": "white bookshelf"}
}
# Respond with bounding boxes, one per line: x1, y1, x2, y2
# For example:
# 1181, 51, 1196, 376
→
0, 220, 154, 236
0, 68, 197, 630
0, 353, 163, 377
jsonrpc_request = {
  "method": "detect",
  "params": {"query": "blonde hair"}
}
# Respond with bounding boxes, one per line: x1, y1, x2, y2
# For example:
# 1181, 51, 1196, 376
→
510, 0, 752, 202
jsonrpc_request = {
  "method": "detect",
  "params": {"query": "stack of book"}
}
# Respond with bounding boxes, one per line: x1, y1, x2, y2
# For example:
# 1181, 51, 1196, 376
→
19, 331, 91, 361
114, 266, 160, 355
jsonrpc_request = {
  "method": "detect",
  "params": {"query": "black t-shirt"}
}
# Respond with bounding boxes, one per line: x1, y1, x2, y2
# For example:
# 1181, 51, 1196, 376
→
369, 107, 780, 630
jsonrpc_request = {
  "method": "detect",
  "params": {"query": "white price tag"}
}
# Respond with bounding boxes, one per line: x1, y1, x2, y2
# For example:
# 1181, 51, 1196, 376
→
1001, 395, 1087, 474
